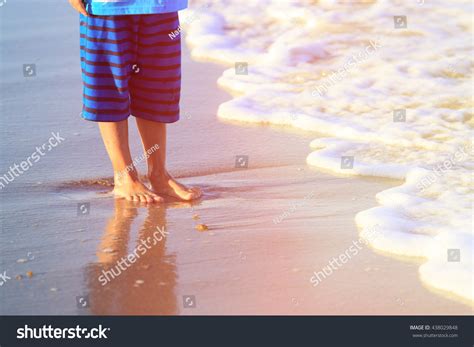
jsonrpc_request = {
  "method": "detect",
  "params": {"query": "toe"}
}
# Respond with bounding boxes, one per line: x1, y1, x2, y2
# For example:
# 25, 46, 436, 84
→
143, 194, 154, 203
150, 193, 163, 203
152, 194, 163, 202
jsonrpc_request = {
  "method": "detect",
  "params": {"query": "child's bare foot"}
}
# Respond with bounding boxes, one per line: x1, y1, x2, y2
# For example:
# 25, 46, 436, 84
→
149, 172, 202, 201
114, 174, 163, 203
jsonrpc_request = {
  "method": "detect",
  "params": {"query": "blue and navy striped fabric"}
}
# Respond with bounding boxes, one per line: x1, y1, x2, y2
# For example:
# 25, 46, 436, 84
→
80, 13, 182, 123
84, 0, 188, 16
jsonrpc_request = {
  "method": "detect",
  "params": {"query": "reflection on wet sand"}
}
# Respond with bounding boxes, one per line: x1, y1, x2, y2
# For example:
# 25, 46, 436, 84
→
86, 199, 178, 315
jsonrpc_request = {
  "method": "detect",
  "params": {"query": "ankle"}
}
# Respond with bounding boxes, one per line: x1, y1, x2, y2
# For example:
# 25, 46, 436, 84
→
148, 169, 168, 180
114, 169, 139, 185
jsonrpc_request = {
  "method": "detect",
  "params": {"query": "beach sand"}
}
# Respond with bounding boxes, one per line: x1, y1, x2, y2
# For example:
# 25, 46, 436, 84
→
0, 1, 472, 315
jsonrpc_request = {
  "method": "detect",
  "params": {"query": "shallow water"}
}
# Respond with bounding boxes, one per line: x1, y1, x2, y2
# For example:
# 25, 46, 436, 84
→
0, 0, 472, 313
0, 1, 313, 314
182, 0, 473, 302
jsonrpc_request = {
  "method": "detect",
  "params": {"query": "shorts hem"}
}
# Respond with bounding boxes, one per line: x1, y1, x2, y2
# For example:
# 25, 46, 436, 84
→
82, 113, 130, 122
132, 112, 179, 123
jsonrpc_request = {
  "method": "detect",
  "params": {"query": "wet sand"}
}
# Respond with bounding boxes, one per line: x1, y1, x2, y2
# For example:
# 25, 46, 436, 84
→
2, 166, 471, 315
1, 54, 471, 316
0, 1, 472, 316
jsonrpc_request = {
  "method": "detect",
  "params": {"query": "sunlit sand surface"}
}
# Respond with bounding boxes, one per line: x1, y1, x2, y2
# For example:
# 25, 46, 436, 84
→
0, 1, 472, 314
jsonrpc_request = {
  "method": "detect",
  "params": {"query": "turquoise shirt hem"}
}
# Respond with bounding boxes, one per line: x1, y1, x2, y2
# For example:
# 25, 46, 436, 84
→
85, 0, 188, 15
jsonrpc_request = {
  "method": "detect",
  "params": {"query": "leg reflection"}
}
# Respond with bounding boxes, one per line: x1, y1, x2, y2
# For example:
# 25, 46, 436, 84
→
86, 199, 177, 315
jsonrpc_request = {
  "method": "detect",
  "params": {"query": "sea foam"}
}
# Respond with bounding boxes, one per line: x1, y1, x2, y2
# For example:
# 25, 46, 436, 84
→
182, 0, 473, 302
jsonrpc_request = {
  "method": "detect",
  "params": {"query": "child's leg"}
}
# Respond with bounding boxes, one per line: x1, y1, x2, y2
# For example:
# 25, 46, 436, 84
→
80, 14, 162, 203
129, 12, 201, 200
135, 118, 201, 201
99, 120, 162, 203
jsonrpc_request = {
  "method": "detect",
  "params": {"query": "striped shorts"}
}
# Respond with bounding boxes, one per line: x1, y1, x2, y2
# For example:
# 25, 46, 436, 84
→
80, 13, 181, 123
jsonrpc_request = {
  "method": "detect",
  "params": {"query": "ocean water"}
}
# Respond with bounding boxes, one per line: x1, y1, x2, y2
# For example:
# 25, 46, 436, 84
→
182, 0, 473, 302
